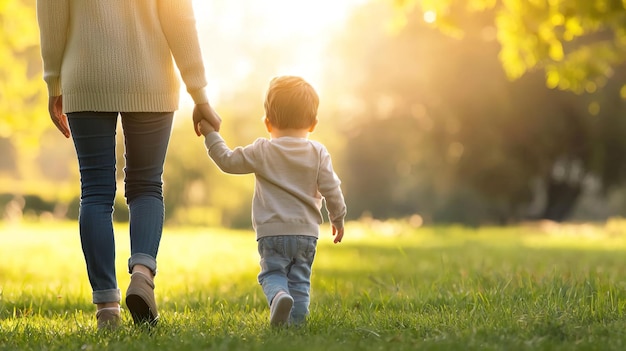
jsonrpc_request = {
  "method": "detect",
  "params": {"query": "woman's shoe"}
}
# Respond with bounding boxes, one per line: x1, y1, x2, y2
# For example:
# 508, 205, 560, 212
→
125, 272, 159, 326
96, 307, 121, 330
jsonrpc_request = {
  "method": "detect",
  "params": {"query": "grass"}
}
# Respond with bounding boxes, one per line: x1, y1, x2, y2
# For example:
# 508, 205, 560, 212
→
1, 219, 626, 350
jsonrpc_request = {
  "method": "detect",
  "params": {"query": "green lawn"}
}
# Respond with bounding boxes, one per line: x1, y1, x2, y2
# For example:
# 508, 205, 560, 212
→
1, 219, 626, 350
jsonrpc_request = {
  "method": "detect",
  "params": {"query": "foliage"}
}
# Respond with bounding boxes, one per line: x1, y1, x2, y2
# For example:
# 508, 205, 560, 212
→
393, 0, 626, 94
3, 221, 626, 350
164, 107, 265, 228
0, 0, 50, 179
2, 0, 626, 226
327, 1, 626, 223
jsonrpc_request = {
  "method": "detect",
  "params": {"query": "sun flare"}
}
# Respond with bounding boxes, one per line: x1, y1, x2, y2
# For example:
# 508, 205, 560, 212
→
423, 10, 437, 23
187, 0, 365, 105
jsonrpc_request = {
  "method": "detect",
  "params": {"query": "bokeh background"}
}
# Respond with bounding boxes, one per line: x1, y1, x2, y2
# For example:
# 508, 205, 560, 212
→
1, 0, 626, 228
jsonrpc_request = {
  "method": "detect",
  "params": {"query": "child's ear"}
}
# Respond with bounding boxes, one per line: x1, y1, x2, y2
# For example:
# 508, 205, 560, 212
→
308, 119, 318, 132
264, 117, 273, 132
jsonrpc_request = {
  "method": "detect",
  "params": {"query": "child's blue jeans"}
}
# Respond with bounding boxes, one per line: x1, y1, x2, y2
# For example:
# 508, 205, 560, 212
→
68, 111, 173, 304
257, 235, 317, 325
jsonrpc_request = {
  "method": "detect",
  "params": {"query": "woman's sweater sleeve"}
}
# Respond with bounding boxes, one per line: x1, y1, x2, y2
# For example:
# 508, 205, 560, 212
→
158, 0, 208, 104
37, 0, 70, 97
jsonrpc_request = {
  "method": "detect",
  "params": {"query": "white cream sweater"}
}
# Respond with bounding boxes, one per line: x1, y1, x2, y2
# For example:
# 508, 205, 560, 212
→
37, 0, 208, 113
204, 133, 347, 239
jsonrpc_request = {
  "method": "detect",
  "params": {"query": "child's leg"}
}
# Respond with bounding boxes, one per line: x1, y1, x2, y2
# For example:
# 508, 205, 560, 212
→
257, 236, 291, 305
286, 236, 317, 325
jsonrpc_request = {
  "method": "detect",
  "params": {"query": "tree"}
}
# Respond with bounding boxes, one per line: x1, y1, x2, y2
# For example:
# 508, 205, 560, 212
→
394, 0, 626, 95
325, 0, 626, 223
0, 0, 61, 190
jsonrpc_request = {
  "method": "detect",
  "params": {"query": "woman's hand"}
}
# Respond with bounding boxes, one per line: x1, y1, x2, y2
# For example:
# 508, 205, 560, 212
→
197, 119, 216, 136
48, 96, 70, 138
193, 103, 221, 136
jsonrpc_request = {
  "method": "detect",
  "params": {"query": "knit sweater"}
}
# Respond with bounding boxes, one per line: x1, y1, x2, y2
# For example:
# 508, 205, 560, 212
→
37, 0, 208, 113
204, 132, 347, 240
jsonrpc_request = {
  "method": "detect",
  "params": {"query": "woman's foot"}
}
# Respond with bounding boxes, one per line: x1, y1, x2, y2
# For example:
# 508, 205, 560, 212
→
125, 272, 159, 326
96, 306, 121, 330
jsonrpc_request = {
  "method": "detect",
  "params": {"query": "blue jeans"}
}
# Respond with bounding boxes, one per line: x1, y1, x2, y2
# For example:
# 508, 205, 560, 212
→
257, 235, 317, 325
68, 111, 174, 304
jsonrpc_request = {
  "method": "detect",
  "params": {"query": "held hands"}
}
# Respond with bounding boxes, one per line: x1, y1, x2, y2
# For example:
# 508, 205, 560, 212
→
197, 119, 216, 136
193, 103, 221, 136
332, 225, 344, 244
48, 96, 70, 138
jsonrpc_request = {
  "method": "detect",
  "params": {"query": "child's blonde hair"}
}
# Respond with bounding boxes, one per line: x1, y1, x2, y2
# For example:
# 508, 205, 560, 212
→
264, 76, 319, 129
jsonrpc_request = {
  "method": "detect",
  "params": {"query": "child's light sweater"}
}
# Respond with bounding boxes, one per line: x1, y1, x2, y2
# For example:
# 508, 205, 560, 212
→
37, 0, 208, 113
204, 132, 347, 240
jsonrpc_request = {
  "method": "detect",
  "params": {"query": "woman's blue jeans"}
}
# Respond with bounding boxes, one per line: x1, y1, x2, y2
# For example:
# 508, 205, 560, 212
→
68, 111, 174, 304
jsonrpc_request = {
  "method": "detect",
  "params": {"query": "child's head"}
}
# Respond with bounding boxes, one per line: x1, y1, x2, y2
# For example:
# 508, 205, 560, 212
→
264, 76, 319, 130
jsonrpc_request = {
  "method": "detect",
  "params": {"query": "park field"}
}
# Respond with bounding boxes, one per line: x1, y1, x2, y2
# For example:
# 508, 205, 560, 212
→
1, 219, 626, 350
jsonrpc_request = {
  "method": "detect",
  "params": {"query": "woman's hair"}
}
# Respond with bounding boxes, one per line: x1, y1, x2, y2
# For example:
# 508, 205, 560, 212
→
264, 76, 319, 129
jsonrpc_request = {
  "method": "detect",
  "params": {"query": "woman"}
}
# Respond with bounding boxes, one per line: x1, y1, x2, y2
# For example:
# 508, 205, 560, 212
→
37, 0, 221, 329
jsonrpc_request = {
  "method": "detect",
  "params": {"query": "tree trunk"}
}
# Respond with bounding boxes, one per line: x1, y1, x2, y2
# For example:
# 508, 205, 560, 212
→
540, 179, 581, 222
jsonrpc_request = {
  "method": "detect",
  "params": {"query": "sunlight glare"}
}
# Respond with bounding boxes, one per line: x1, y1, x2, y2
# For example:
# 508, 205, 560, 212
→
423, 10, 437, 24
189, 0, 367, 106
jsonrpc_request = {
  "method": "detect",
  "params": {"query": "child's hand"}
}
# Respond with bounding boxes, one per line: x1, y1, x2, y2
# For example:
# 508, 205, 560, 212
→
332, 225, 344, 244
198, 119, 216, 136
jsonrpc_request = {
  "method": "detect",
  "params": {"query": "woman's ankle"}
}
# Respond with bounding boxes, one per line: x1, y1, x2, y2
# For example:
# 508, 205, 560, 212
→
97, 302, 120, 310
131, 264, 154, 280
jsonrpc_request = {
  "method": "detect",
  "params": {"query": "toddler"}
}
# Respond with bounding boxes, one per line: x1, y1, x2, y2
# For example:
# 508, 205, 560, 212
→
198, 76, 346, 326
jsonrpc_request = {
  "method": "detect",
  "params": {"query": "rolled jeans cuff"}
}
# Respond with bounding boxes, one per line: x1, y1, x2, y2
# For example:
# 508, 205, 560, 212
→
92, 288, 121, 304
128, 253, 157, 276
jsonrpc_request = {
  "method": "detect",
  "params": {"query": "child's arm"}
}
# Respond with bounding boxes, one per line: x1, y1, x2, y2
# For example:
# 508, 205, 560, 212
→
318, 148, 347, 244
200, 121, 259, 174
